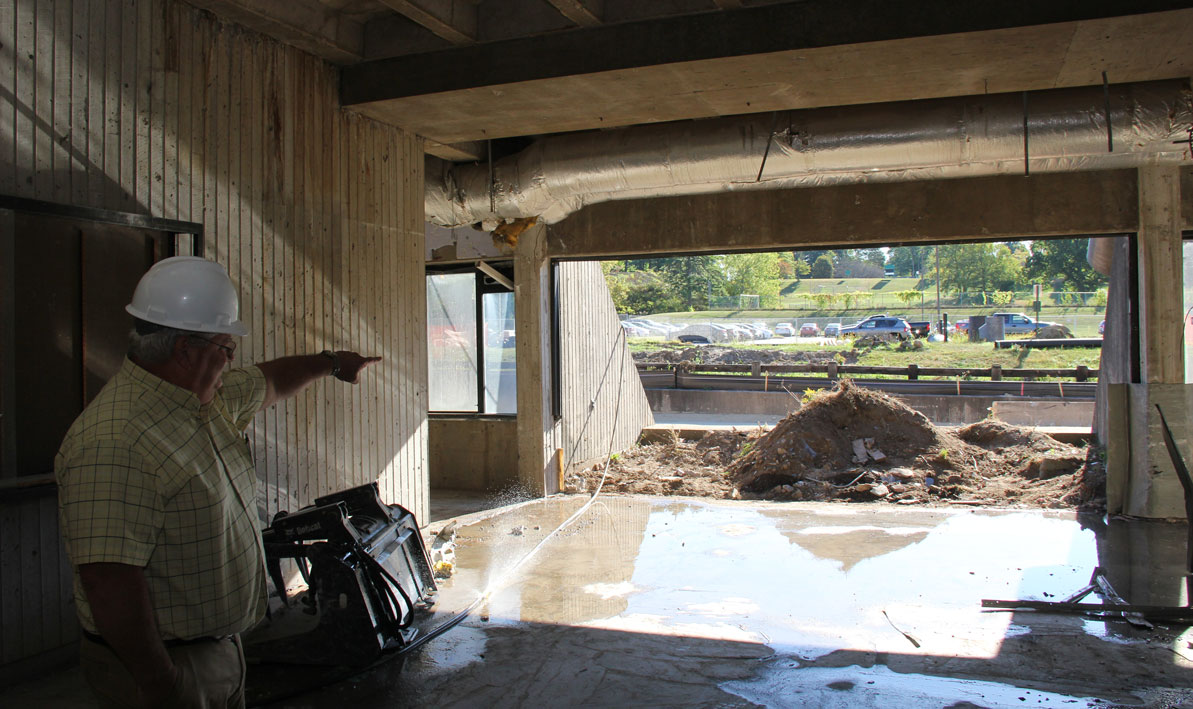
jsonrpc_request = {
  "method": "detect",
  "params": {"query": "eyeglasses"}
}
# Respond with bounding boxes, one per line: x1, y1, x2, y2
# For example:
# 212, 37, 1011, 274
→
190, 335, 236, 357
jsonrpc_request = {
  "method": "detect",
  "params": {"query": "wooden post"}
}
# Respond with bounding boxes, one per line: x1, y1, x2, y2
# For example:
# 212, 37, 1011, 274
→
827, 361, 838, 382
1076, 365, 1088, 382
751, 362, 762, 377
991, 365, 1002, 381
908, 363, 918, 381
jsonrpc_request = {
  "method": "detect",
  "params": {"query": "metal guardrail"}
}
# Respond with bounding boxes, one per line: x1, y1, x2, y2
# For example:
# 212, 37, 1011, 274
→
636, 362, 1097, 398
636, 362, 1097, 381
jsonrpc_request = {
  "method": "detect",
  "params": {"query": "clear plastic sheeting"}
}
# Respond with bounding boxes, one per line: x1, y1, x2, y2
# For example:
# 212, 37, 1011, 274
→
425, 80, 1193, 227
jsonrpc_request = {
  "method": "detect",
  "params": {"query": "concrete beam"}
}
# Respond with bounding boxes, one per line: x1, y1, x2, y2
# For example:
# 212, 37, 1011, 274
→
184, 0, 364, 64
1137, 166, 1183, 384
376, 0, 477, 44
342, 3, 1193, 143
514, 224, 559, 495
544, 0, 603, 28
548, 171, 1140, 259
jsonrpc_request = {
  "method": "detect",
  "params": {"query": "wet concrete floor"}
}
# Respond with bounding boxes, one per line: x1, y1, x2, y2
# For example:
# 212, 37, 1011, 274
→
5, 496, 1192, 707
257, 496, 1193, 708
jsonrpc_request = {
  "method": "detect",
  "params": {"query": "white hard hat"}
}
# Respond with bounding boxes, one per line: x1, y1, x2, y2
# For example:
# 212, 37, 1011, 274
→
125, 256, 249, 336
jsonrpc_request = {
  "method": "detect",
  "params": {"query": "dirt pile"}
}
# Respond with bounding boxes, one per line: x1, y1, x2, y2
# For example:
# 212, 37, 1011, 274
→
568, 380, 1098, 509
727, 380, 979, 500
566, 429, 752, 498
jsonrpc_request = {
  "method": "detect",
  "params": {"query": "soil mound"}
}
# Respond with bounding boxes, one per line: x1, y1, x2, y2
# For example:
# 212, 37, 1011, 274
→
957, 420, 1051, 449
727, 380, 978, 495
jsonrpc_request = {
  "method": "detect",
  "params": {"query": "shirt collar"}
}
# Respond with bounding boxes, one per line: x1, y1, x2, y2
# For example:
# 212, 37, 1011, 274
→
121, 357, 202, 413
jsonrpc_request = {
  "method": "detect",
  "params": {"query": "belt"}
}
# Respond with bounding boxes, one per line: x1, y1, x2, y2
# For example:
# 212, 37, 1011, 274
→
82, 630, 231, 649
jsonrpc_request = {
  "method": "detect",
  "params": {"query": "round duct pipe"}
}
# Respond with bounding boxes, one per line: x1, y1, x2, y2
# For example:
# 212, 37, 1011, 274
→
425, 80, 1193, 228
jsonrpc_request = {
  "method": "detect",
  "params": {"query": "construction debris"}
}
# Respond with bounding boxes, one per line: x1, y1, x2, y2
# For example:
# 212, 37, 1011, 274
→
567, 380, 1101, 509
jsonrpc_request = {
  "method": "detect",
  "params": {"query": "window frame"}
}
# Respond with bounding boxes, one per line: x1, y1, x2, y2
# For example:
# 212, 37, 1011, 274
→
426, 262, 517, 417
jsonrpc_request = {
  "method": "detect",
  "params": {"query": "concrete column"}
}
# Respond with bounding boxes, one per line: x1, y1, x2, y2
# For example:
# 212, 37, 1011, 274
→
1137, 166, 1183, 384
514, 223, 559, 495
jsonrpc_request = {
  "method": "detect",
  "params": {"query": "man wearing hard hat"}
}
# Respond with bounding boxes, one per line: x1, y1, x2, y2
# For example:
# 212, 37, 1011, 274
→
55, 256, 380, 708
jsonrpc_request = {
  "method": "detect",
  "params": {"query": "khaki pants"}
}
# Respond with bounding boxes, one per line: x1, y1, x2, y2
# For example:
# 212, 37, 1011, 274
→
79, 634, 245, 709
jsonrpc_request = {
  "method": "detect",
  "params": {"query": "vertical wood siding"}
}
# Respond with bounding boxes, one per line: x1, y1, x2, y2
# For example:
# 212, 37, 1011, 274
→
557, 261, 653, 471
0, 0, 427, 673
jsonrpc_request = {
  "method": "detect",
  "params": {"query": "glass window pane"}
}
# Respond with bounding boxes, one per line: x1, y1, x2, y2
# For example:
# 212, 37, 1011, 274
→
427, 273, 478, 412
483, 292, 517, 414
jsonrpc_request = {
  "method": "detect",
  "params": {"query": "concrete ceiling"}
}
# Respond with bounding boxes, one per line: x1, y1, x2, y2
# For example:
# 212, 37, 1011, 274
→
186, 1, 1193, 161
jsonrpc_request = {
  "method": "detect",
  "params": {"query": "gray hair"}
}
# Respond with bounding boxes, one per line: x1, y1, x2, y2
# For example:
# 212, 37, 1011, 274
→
128, 322, 202, 364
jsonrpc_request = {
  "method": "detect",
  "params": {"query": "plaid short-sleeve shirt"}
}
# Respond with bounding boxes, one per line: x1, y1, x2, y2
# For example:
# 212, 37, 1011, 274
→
56, 358, 268, 640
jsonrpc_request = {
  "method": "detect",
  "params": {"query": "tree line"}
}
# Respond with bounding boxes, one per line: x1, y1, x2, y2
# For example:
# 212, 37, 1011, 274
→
605, 238, 1109, 315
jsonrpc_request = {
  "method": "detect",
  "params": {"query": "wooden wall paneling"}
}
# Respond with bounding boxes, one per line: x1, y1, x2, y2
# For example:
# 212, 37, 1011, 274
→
146, 0, 162, 216
68, 0, 87, 206
329, 79, 344, 501
134, 0, 150, 212
101, 0, 119, 207
118, 0, 137, 211
290, 51, 307, 497
318, 72, 334, 499
32, 0, 51, 200
238, 30, 257, 492
347, 116, 360, 489
0, 500, 21, 663
12, 0, 32, 195
309, 60, 326, 500
280, 49, 296, 502
52, 0, 71, 202
381, 129, 394, 504
85, 0, 105, 209
0, 1, 14, 197
160, 1, 176, 221
19, 495, 42, 655
306, 59, 320, 494
36, 494, 59, 646
365, 120, 377, 488
262, 46, 280, 513
173, 2, 190, 223
1, 210, 14, 477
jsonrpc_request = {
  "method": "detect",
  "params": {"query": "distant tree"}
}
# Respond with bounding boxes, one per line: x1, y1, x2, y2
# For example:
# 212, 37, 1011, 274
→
855, 248, 887, 268
722, 252, 782, 307
886, 245, 933, 278
659, 255, 727, 310
1024, 238, 1108, 292
938, 243, 1021, 293
811, 253, 834, 278
833, 257, 884, 278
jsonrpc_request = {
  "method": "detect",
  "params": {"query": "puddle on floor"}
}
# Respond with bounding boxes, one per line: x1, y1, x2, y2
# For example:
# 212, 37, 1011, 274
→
412, 497, 1189, 704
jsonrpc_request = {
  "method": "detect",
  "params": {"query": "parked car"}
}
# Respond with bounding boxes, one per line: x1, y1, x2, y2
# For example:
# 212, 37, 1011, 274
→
624, 319, 669, 336
633, 318, 679, 335
774, 322, 795, 337
751, 322, 774, 339
799, 322, 821, 337
840, 317, 912, 340
1098, 320, 1105, 335
712, 323, 744, 341
620, 321, 648, 337
906, 320, 933, 338
990, 312, 1059, 334
672, 323, 734, 343
823, 322, 841, 337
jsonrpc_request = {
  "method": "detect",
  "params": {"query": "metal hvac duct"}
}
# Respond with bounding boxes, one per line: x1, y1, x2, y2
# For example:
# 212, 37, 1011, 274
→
425, 80, 1193, 228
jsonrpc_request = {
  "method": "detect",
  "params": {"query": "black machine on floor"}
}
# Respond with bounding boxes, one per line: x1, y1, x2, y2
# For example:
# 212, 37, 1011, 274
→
243, 483, 438, 666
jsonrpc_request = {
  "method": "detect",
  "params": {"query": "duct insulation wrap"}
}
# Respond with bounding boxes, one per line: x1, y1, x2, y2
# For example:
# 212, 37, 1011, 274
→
425, 80, 1193, 227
